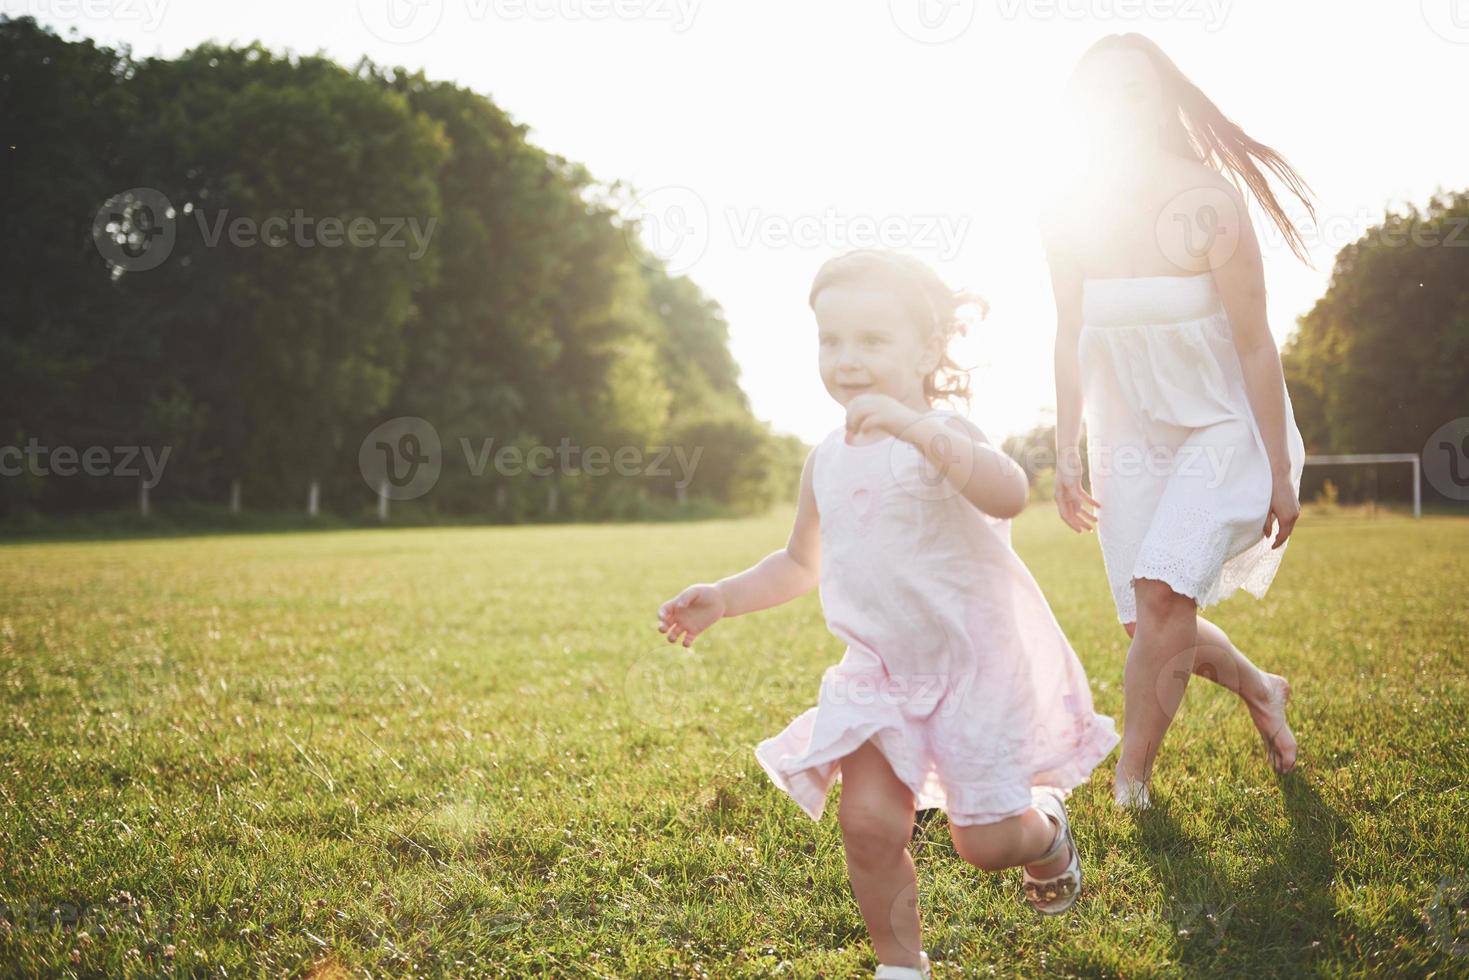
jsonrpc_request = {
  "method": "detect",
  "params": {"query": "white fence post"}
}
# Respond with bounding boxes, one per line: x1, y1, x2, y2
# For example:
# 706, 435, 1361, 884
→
1412, 456, 1421, 519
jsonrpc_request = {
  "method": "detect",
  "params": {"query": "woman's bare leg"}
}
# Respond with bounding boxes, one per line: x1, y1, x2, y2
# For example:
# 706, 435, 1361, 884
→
1117, 578, 1200, 787
1122, 615, 1297, 772
838, 739, 923, 969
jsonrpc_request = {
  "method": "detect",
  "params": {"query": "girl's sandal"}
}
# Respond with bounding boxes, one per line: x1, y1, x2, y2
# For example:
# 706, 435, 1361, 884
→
874, 951, 931, 979
1022, 789, 1081, 915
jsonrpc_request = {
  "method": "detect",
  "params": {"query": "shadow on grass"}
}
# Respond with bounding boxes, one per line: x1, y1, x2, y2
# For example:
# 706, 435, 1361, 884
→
1132, 772, 1347, 978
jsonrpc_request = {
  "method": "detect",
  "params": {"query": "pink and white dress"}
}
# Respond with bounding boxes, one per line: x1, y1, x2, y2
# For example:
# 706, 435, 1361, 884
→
754, 409, 1120, 826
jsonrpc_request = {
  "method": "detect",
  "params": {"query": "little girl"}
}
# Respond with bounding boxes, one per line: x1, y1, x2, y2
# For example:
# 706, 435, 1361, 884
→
656, 250, 1120, 979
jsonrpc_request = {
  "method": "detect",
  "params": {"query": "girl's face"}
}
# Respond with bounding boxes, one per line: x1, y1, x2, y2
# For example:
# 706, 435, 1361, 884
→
1068, 47, 1166, 160
813, 282, 938, 412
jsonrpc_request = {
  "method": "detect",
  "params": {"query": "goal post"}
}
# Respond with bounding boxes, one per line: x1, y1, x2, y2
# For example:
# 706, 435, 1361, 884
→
1303, 453, 1422, 518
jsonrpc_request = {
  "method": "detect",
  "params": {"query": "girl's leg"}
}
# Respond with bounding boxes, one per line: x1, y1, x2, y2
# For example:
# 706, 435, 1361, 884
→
1122, 615, 1296, 772
838, 739, 922, 969
1117, 577, 1199, 786
949, 806, 1069, 876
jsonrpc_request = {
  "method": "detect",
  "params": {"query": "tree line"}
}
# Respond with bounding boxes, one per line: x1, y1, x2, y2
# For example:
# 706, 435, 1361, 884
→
0, 16, 805, 526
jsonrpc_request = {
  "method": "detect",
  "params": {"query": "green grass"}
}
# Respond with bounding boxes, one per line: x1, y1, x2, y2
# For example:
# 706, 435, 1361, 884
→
1, 507, 1466, 977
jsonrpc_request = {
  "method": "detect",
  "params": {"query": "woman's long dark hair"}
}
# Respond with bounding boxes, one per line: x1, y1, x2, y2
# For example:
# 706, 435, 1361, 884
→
1081, 33, 1318, 264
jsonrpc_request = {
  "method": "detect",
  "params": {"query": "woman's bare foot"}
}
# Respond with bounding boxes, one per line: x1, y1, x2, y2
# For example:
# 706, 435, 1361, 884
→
1112, 762, 1151, 810
1247, 673, 1296, 774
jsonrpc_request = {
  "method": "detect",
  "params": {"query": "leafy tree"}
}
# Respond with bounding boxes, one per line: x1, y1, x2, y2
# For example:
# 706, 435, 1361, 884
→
1283, 191, 1469, 503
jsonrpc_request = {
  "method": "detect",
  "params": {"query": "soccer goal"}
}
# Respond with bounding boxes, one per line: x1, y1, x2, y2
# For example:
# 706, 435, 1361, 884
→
1303, 453, 1422, 518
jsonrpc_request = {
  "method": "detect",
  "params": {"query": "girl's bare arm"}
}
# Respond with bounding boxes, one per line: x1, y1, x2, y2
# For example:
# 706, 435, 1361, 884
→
901, 414, 1029, 520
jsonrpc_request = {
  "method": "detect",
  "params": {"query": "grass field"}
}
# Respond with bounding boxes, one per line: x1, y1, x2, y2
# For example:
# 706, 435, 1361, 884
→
1, 506, 1466, 977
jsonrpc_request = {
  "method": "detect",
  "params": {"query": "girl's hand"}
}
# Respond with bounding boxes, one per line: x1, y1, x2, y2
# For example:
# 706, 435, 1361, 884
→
1264, 475, 1300, 549
657, 584, 726, 647
1054, 469, 1099, 533
845, 394, 920, 442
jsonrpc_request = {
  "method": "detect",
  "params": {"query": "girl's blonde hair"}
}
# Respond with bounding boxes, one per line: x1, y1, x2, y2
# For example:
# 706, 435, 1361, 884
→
808, 249, 986, 407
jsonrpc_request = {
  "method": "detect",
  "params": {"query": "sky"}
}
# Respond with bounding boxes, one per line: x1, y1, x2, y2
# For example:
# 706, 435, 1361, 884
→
22, 0, 1468, 445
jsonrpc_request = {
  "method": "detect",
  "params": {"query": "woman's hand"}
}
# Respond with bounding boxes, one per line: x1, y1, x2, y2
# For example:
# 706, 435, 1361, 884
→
1264, 475, 1300, 549
1054, 468, 1100, 533
657, 584, 727, 647
844, 394, 920, 443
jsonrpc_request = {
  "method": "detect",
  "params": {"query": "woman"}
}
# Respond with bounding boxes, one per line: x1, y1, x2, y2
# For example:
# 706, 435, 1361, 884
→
1042, 34, 1311, 808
